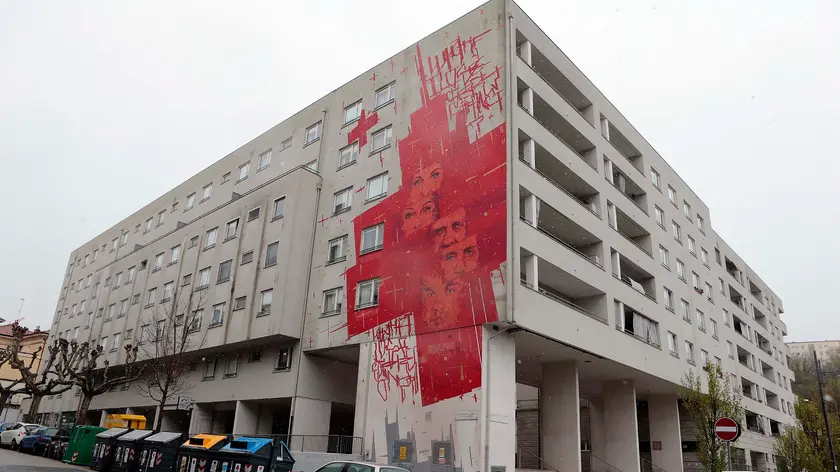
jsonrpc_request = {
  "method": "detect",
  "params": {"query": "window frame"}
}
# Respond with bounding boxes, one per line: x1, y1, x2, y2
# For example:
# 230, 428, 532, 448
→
225, 218, 240, 240
238, 162, 250, 182
265, 241, 280, 267
259, 289, 273, 315
327, 235, 348, 264
343, 100, 362, 125
374, 82, 396, 108
338, 142, 359, 169
360, 223, 385, 254
210, 303, 226, 327
371, 125, 393, 152
305, 121, 322, 145
650, 168, 661, 190
217, 259, 233, 283
273, 197, 286, 220
333, 187, 352, 215
355, 278, 380, 309
205, 227, 218, 249
366, 172, 389, 201
258, 149, 272, 170
322, 287, 343, 316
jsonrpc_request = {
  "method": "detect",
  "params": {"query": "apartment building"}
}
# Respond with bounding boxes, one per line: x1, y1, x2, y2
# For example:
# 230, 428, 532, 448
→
37, 1, 795, 471
788, 340, 840, 362
0, 324, 49, 422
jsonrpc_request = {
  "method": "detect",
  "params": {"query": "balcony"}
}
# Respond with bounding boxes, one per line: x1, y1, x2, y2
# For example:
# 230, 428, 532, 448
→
729, 284, 747, 313
741, 377, 760, 403
769, 419, 781, 436
749, 279, 764, 304
737, 345, 756, 372
611, 249, 656, 301
725, 256, 744, 286
519, 188, 604, 269
516, 32, 595, 126
615, 300, 661, 349
765, 389, 781, 411
520, 248, 608, 324
518, 79, 597, 169
760, 359, 775, 384
607, 202, 653, 258
601, 114, 644, 175
518, 132, 600, 217
755, 332, 772, 356
605, 158, 648, 215
732, 314, 751, 342
753, 306, 768, 330
745, 410, 765, 434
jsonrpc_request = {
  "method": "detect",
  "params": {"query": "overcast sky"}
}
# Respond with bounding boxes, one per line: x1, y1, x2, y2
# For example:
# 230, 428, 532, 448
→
0, 1, 837, 341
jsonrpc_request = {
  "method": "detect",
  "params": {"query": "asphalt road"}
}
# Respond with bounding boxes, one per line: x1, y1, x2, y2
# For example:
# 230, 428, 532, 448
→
0, 447, 86, 471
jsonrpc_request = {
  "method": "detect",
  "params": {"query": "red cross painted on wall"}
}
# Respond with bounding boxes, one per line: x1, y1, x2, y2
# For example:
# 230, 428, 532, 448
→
347, 109, 379, 149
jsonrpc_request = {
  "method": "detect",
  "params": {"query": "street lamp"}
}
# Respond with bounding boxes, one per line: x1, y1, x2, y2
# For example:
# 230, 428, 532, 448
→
814, 350, 839, 472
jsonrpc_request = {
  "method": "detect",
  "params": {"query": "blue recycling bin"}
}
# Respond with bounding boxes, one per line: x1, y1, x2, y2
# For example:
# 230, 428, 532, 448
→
211, 437, 295, 472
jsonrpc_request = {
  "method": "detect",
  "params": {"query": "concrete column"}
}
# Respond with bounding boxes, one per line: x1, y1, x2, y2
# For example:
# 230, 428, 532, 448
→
256, 406, 272, 435
189, 403, 212, 434
607, 202, 618, 228
353, 342, 372, 442
232, 400, 259, 435
589, 398, 607, 472
611, 250, 621, 279
604, 158, 614, 185
521, 88, 534, 114
541, 363, 582, 472
523, 194, 538, 225
614, 300, 625, 330
98, 410, 108, 427
160, 411, 178, 432
603, 380, 640, 472
291, 397, 331, 436
600, 115, 610, 140
483, 327, 516, 472
519, 40, 532, 65
648, 395, 683, 472
523, 253, 539, 288
522, 138, 536, 167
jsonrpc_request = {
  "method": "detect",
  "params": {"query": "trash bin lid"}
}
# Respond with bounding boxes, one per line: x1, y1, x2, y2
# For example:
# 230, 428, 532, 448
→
182, 434, 227, 450
221, 437, 273, 454
144, 432, 182, 444
117, 430, 154, 442
96, 428, 130, 438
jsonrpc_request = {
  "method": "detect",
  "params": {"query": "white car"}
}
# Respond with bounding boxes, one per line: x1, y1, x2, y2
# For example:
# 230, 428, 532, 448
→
314, 461, 410, 472
0, 422, 40, 449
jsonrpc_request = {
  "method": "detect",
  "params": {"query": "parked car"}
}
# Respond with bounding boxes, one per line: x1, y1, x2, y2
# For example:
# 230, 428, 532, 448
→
0, 422, 40, 449
29, 427, 70, 456
314, 461, 410, 472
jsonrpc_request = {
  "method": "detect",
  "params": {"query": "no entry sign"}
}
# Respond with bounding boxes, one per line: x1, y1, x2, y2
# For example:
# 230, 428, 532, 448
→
714, 417, 741, 442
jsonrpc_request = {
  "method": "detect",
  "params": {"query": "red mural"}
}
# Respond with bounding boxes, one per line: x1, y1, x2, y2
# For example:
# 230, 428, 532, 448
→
345, 28, 506, 407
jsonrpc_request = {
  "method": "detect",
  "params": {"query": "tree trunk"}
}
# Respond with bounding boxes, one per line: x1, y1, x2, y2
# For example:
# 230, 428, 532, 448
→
25, 394, 42, 422
0, 390, 10, 415
154, 393, 168, 432
76, 394, 93, 426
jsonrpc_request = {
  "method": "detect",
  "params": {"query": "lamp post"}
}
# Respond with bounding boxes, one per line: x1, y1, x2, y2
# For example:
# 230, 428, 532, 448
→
814, 350, 838, 472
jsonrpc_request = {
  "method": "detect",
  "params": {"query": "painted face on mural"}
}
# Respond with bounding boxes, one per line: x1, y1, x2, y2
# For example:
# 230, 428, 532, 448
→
409, 163, 443, 202
421, 275, 463, 331
401, 196, 439, 236
440, 235, 479, 281
430, 208, 466, 250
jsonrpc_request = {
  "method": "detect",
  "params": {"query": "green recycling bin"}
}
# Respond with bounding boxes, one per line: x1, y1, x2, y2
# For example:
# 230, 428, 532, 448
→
63, 426, 106, 466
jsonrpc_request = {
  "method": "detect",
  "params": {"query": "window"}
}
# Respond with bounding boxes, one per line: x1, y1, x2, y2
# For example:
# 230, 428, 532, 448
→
234, 296, 247, 311
103, 303, 114, 321
681, 299, 690, 321
375, 82, 396, 108
651, 168, 661, 189
685, 341, 695, 364
711, 318, 719, 338
663, 287, 674, 311
205, 228, 218, 248
658, 245, 669, 268
366, 173, 390, 201
248, 207, 260, 221
715, 356, 722, 369
127, 266, 136, 283
225, 355, 239, 377
359, 225, 385, 255
120, 232, 128, 246
249, 350, 263, 363
225, 219, 239, 239
157, 210, 166, 226
323, 287, 343, 315
328, 236, 347, 263
186, 193, 196, 209
344, 100, 362, 124
668, 332, 678, 356
719, 277, 725, 294
705, 282, 713, 300
696, 309, 706, 331
667, 185, 676, 205
139, 324, 150, 343
241, 251, 254, 265
273, 197, 285, 219
372, 126, 393, 151
86, 312, 93, 327
111, 238, 118, 252
265, 242, 279, 267
692, 272, 700, 289
338, 142, 358, 168
162, 282, 174, 301
687, 236, 696, 255
697, 215, 705, 232
144, 218, 153, 233
723, 308, 730, 326
189, 236, 199, 248
701, 248, 709, 265
356, 278, 380, 308
211, 303, 225, 326
203, 359, 217, 379
112, 333, 121, 351
114, 272, 123, 288
202, 184, 212, 201
118, 299, 128, 316
125, 329, 133, 340
260, 289, 273, 314
655, 206, 665, 228
153, 253, 164, 271
175, 314, 184, 326
683, 201, 692, 220
198, 267, 211, 288
715, 248, 721, 265
275, 347, 292, 371
701, 349, 709, 366
146, 288, 157, 306
221, 172, 231, 184
217, 260, 232, 283
189, 310, 202, 332
305, 122, 322, 144
238, 162, 250, 181
101, 337, 109, 352
281, 137, 292, 150
170, 245, 181, 264
182, 273, 192, 286
132, 294, 140, 305
333, 188, 352, 214
672, 221, 682, 242
258, 149, 272, 170
676, 259, 685, 281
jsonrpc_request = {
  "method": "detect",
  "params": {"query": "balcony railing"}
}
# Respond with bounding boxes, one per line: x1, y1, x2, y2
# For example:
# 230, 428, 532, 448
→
608, 221, 653, 258
517, 53, 594, 128
518, 104, 597, 171
612, 273, 656, 302
519, 156, 600, 218
521, 280, 607, 324
520, 216, 604, 270
615, 323, 661, 350
608, 179, 648, 216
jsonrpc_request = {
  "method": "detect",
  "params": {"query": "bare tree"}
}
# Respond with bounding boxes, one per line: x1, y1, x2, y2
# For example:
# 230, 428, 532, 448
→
9, 324, 87, 421
137, 287, 207, 430
66, 341, 142, 425
0, 347, 22, 416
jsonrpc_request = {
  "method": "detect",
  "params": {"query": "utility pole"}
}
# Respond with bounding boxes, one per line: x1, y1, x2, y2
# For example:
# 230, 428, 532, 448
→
814, 349, 838, 472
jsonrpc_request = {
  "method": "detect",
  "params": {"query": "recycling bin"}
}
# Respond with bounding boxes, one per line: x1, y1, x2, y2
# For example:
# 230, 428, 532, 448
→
91, 428, 131, 471
210, 437, 295, 472
137, 432, 183, 472
63, 426, 106, 466
112, 429, 154, 472
175, 434, 228, 472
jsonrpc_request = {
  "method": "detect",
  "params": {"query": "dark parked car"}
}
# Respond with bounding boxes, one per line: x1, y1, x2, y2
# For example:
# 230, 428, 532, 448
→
20, 427, 69, 456
18, 427, 48, 452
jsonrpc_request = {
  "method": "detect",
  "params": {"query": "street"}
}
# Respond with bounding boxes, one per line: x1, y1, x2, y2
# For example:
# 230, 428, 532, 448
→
0, 448, 85, 471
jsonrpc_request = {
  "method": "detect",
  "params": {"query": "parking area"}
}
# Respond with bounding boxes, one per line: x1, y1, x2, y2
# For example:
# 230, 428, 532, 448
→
0, 447, 85, 471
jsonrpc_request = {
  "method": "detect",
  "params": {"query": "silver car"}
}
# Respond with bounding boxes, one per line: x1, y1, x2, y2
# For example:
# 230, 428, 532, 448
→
314, 461, 410, 472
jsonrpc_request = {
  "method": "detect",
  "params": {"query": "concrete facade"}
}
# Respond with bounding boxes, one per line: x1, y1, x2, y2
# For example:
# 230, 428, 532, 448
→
788, 340, 840, 362
37, 1, 795, 471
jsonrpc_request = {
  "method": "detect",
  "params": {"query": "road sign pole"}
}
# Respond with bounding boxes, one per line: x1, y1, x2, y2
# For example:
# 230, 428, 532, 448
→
727, 441, 732, 471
